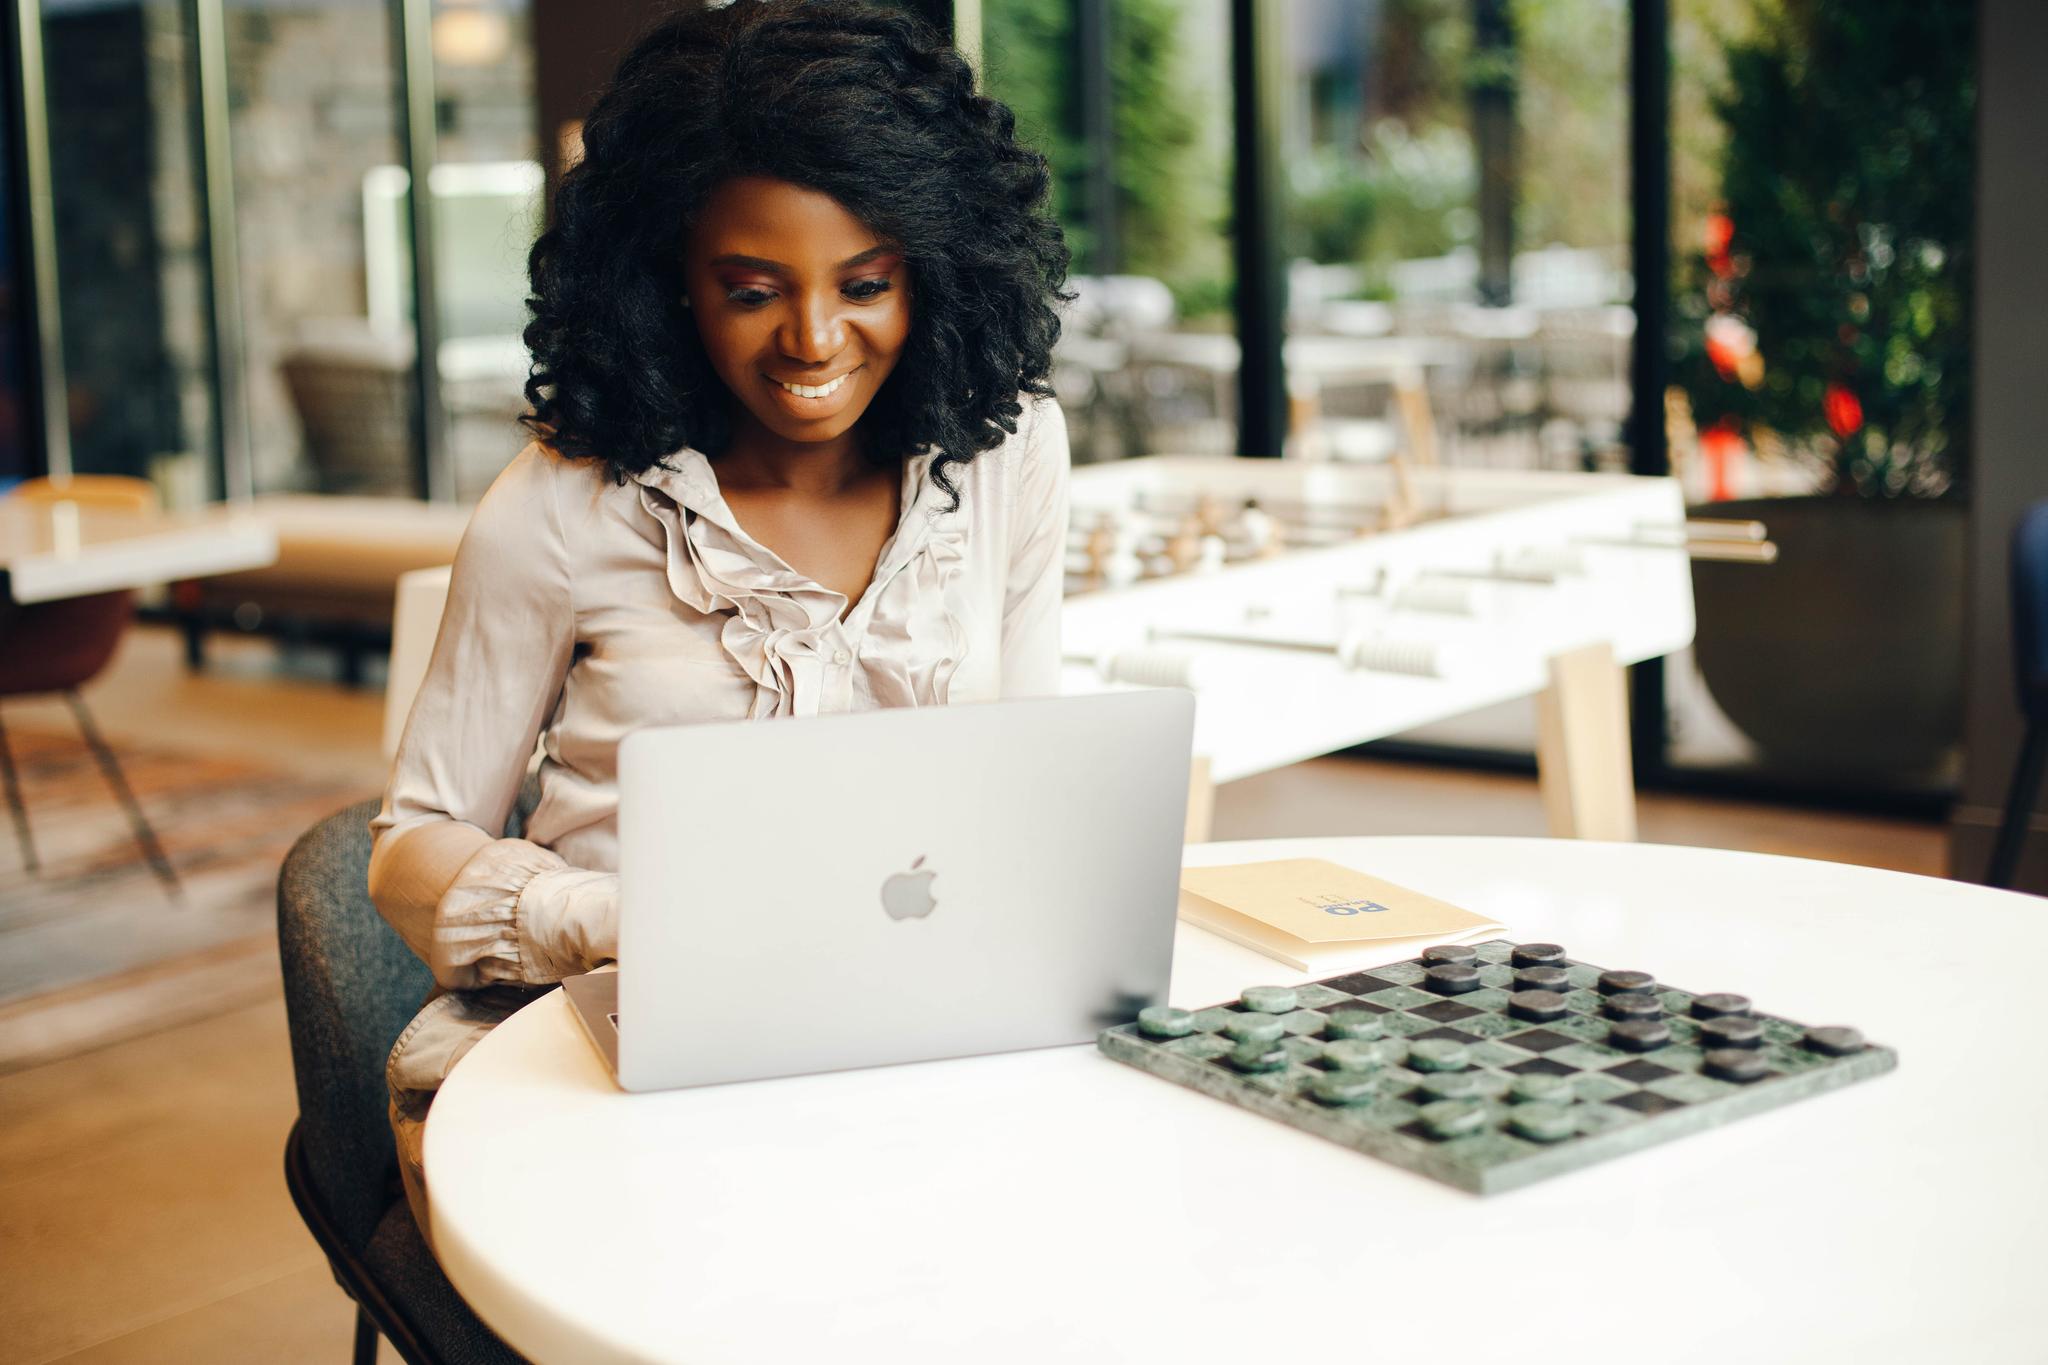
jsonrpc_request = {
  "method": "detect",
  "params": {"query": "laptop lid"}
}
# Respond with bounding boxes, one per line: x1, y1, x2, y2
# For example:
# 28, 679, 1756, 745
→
614, 689, 1193, 1091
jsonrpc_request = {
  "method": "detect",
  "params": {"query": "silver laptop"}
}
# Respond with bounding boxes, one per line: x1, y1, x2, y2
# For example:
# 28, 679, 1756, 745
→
562, 689, 1194, 1091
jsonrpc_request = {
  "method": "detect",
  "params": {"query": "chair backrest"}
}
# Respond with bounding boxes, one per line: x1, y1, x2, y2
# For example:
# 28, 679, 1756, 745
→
277, 782, 539, 1253
0, 590, 136, 697
277, 797, 435, 1253
385, 565, 453, 760
2014, 501, 2048, 720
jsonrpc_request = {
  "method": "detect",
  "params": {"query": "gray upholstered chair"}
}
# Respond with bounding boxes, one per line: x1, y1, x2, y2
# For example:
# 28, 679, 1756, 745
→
278, 793, 532, 1364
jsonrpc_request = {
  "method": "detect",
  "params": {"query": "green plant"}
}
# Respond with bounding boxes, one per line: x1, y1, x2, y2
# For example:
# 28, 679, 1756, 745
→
1672, 0, 1974, 498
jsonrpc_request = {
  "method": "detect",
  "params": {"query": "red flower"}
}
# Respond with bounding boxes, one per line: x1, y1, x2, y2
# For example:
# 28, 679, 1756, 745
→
1704, 211, 1735, 278
1824, 384, 1863, 439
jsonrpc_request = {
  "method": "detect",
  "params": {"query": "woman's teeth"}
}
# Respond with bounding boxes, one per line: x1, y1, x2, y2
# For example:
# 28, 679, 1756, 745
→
776, 370, 854, 398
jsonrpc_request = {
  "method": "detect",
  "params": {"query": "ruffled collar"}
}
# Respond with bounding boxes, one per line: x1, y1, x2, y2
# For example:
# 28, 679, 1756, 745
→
625, 444, 971, 718
628, 444, 949, 613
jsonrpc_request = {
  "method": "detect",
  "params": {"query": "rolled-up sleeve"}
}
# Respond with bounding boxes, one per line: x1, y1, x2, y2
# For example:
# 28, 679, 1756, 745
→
999, 395, 1071, 698
367, 445, 616, 989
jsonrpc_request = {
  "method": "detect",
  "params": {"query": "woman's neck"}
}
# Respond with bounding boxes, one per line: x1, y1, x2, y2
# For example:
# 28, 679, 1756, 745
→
717, 407, 872, 497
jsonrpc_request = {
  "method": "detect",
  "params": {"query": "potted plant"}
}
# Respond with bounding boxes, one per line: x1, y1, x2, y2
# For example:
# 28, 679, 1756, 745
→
1669, 0, 1974, 782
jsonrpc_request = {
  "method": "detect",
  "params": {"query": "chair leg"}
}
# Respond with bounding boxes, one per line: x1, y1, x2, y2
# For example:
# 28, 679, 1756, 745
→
1987, 721, 2048, 890
352, 1303, 380, 1365
64, 691, 181, 900
0, 706, 37, 874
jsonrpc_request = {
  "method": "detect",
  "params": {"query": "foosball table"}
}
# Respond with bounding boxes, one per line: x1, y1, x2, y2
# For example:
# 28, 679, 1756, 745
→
1057, 456, 1739, 838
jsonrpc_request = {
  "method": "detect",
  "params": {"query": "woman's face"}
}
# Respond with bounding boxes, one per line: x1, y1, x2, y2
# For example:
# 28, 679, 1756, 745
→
681, 176, 913, 449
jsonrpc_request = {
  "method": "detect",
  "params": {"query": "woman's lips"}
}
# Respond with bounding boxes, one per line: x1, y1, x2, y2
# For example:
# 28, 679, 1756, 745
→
763, 365, 863, 414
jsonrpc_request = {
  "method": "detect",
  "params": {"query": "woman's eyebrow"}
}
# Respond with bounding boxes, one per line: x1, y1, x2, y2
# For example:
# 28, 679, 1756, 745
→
708, 246, 899, 273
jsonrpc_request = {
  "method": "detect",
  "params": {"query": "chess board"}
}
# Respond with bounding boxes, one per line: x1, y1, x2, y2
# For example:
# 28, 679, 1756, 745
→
1097, 940, 1897, 1195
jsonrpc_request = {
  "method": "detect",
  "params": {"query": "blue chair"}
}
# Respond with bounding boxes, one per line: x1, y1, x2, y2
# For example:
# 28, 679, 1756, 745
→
1988, 502, 2048, 888
277, 794, 531, 1364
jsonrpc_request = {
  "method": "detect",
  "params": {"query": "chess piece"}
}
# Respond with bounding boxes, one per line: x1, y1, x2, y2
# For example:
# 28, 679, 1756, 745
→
1136, 1005, 1194, 1038
1511, 943, 1568, 969
1422, 964, 1482, 995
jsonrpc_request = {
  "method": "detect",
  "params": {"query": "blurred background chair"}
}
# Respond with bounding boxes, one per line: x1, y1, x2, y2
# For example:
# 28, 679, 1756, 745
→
1987, 500, 2048, 888
1, 475, 179, 897
278, 793, 532, 1365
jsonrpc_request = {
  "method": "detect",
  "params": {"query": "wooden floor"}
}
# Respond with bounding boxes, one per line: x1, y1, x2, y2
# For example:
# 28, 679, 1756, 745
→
0, 625, 1949, 1364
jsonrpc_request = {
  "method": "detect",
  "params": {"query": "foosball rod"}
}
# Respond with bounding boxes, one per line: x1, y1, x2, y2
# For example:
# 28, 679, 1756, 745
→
1142, 626, 1462, 678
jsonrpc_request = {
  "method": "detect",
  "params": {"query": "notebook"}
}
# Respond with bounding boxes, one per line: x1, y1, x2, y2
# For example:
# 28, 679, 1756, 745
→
1178, 858, 1505, 972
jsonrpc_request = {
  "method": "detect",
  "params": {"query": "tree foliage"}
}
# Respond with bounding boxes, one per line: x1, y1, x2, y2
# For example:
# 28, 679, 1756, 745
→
1672, 0, 1975, 497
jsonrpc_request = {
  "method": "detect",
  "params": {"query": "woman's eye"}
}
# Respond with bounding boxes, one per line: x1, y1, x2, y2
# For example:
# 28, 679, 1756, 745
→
845, 279, 892, 301
725, 287, 773, 306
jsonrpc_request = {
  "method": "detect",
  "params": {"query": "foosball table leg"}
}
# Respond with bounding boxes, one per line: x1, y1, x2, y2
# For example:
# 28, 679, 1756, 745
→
1535, 641, 1637, 842
1184, 755, 1215, 845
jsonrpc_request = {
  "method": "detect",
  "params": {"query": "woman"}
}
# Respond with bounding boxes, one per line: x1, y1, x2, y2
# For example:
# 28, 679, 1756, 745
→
368, 0, 1073, 1234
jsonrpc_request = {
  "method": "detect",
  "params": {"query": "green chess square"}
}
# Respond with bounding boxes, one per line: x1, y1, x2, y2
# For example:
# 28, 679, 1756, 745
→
1664, 1017, 1703, 1045
1280, 1009, 1327, 1035
1763, 1042, 1829, 1075
1456, 1013, 1525, 1040
1569, 1071, 1633, 1104
1365, 984, 1437, 1010
1647, 1072, 1736, 1105
1551, 1013, 1613, 1043
1281, 1035, 1326, 1066
1473, 941, 1515, 964
1759, 1016, 1807, 1046
1191, 1006, 1235, 1032
1245, 1064, 1320, 1097
1355, 1096, 1420, 1129
1377, 1011, 1437, 1038
1643, 1044, 1706, 1073
1548, 1041, 1628, 1071
1468, 1039, 1536, 1069
1373, 962, 1428, 986
1563, 989, 1606, 1015
1574, 1102, 1644, 1136
1291, 984, 1350, 1010
1453, 986, 1512, 1012
1476, 964, 1516, 989
1658, 989, 1694, 1014
1565, 964, 1603, 990
1162, 1033, 1232, 1061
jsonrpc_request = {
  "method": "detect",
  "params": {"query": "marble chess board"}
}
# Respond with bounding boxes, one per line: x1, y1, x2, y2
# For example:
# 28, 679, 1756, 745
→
1097, 940, 1897, 1195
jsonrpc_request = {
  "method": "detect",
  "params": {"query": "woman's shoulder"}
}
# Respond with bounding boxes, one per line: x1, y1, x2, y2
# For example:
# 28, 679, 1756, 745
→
958, 393, 1069, 503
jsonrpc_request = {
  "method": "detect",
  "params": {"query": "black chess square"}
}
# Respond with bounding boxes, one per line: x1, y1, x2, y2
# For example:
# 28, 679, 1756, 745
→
1610, 1090, 1688, 1116
1319, 972, 1401, 996
1507, 1057, 1580, 1076
1503, 1028, 1576, 1053
1410, 1026, 1482, 1044
1324, 999, 1390, 1016
1607, 1059, 1678, 1085
1408, 999, 1482, 1023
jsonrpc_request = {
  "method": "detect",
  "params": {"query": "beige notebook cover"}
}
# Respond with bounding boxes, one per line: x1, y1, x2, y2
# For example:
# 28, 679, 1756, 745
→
1178, 858, 1504, 972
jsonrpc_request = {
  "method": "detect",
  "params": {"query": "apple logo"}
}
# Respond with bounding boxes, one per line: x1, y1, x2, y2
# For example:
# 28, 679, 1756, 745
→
881, 855, 938, 921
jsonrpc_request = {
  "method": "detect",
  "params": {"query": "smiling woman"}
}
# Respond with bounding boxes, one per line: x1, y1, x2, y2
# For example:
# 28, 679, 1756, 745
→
364, 0, 1074, 1253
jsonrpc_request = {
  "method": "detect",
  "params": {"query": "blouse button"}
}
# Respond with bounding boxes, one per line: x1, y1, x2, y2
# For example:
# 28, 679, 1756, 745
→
832, 649, 851, 666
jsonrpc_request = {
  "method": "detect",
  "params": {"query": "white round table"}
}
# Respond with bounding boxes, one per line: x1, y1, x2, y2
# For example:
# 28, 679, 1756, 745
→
425, 837, 2046, 1364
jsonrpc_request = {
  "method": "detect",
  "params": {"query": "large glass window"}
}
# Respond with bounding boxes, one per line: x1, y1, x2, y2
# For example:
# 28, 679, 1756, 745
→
982, 0, 1234, 464
422, 0, 543, 501
225, 0, 413, 498
1277, 0, 1631, 473
38, 0, 218, 503
1658, 0, 1974, 794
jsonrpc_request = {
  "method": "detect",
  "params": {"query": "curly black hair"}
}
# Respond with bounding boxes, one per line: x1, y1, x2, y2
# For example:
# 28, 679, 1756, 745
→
520, 0, 1072, 509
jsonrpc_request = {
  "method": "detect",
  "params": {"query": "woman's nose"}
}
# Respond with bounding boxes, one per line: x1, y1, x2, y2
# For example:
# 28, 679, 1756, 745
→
779, 292, 848, 362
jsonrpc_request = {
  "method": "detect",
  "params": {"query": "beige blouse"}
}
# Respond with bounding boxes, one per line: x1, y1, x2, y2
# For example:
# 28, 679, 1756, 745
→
368, 395, 1071, 1096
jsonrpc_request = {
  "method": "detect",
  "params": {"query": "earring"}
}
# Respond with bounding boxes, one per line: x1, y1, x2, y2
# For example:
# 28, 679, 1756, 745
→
679, 295, 693, 309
